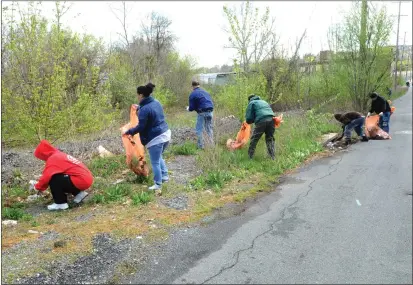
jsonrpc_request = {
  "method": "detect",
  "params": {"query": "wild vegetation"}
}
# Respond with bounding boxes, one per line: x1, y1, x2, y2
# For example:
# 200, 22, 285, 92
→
1, 1, 410, 282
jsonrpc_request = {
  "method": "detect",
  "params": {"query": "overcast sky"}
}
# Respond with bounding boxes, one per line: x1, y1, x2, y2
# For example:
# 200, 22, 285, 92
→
3, 1, 412, 68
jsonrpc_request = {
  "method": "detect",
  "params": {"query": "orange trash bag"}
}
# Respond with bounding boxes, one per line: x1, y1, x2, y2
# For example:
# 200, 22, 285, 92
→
273, 114, 284, 128
226, 122, 251, 151
120, 104, 150, 176
364, 115, 391, 140
226, 114, 284, 151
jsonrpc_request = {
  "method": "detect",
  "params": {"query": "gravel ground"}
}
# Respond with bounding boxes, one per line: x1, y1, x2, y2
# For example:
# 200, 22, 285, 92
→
1, 116, 241, 186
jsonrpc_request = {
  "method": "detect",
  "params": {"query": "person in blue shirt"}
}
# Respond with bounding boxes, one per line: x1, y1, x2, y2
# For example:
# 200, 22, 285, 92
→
187, 80, 214, 149
123, 83, 171, 191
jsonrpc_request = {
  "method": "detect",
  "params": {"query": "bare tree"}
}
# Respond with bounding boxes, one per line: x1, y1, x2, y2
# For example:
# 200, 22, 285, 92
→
140, 11, 176, 81
109, 1, 133, 47
223, 1, 277, 72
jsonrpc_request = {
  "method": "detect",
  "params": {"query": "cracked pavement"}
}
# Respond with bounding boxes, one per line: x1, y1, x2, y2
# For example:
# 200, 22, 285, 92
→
171, 89, 412, 284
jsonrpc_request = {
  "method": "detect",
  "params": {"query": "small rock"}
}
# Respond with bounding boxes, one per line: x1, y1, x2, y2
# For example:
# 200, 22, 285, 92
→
27, 194, 41, 202
28, 230, 39, 234
2, 220, 17, 226
54, 240, 67, 248
150, 224, 157, 228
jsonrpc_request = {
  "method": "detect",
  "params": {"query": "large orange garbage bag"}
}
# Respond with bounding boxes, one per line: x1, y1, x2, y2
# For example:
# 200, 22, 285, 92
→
226, 115, 284, 151
226, 122, 251, 150
364, 115, 391, 140
120, 104, 149, 176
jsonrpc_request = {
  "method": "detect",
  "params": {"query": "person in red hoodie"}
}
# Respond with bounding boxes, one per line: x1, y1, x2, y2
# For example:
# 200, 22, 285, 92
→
30, 140, 94, 210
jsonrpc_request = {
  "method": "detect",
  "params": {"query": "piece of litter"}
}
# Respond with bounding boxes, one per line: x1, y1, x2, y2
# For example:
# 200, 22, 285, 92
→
136, 236, 143, 239
113, 179, 124, 185
356, 199, 361, 206
28, 230, 39, 234
2, 220, 17, 226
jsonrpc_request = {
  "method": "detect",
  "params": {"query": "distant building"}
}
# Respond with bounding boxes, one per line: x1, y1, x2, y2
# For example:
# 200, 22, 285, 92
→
198, 72, 237, 85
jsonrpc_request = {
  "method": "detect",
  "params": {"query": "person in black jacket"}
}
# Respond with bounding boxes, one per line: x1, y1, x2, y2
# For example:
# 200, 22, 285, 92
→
334, 111, 369, 145
367, 92, 391, 133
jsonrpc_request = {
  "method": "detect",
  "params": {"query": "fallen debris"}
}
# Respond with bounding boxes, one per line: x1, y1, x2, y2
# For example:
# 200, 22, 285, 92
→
2, 220, 18, 227
97, 145, 114, 158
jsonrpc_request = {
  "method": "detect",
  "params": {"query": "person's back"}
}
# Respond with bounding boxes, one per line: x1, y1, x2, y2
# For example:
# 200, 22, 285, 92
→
187, 81, 214, 149
137, 97, 169, 146
188, 87, 214, 112
246, 95, 274, 124
370, 93, 391, 114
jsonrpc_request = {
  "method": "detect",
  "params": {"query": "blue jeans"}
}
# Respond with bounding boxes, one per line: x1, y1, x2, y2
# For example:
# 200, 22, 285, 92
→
147, 142, 169, 185
344, 117, 365, 139
196, 111, 213, 149
379, 111, 391, 133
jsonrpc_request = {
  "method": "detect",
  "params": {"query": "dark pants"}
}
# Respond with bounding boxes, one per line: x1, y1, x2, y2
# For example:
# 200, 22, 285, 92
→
49, 174, 80, 204
248, 119, 275, 159
344, 117, 365, 139
379, 111, 391, 133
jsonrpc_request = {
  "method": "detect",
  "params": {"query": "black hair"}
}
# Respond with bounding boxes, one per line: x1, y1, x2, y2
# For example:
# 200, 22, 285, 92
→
369, 92, 378, 99
248, 94, 255, 101
191, 80, 200, 87
137, 83, 156, 97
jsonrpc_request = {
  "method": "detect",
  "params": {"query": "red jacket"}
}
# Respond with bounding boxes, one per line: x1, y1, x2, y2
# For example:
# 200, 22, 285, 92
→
34, 140, 94, 191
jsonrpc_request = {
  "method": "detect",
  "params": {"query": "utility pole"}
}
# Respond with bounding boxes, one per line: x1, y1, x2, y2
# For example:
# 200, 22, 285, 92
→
392, 1, 409, 90
399, 31, 406, 80
393, 1, 401, 91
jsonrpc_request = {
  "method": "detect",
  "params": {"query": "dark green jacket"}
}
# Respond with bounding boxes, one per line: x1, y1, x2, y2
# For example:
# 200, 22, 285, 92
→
245, 95, 275, 124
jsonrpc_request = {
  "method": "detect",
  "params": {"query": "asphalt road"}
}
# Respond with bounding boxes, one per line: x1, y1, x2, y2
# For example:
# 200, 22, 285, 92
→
172, 89, 412, 284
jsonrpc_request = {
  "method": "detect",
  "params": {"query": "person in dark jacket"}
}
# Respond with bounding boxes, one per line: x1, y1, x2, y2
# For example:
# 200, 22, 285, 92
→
123, 83, 171, 191
187, 80, 214, 149
367, 92, 391, 133
245, 95, 276, 160
334, 112, 369, 145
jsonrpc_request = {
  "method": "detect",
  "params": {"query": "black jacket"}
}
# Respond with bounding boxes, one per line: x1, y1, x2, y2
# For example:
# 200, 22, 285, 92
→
370, 95, 391, 114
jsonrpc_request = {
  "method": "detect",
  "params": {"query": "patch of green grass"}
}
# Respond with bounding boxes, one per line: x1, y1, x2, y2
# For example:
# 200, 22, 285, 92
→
192, 111, 339, 191
2, 206, 32, 221
131, 191, 154, 206
87, 155, 126, 178
191, 170, 234, 191
168, 141, 198, 156
104, 184, 132, 203
91, 194, 105, 204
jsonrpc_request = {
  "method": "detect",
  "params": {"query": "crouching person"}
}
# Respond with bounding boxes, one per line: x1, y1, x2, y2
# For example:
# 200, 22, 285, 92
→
31, 140, 94, 210
334, 112, 369, 145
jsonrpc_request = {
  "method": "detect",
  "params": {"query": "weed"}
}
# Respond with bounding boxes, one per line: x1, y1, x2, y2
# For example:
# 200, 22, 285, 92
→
131, 191, 154, 206
31, 220, 40, 227
2, 207, 32, 221
91, 194, 105, 204
88, 155, 126, 178
104, 184, 132, 203
168, 142, 198, 156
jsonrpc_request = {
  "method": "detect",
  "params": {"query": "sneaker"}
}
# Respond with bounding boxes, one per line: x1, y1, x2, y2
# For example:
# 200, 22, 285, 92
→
361, 135, 369, 142
345, 139, 351, 146
162, 177, 169, 183
148, 184, 161, 191
73, 191, 89, 203
47, 203, 69, 211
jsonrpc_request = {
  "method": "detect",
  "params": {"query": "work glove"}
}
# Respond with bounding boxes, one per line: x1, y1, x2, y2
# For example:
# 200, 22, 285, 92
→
186, 106, 189, 111
379, 112, 383, 116
366, 112, 371, 117
28, 180, 37, 192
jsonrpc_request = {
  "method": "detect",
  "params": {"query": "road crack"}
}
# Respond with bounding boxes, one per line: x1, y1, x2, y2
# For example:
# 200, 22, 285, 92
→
200, 155, 344, 284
